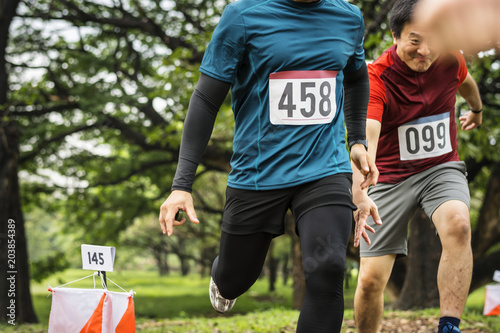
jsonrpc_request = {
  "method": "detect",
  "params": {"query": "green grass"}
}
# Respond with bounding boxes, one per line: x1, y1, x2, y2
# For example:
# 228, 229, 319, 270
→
1, 269, 499, 332
136, 307, 299, 333
16, 269, 293, 330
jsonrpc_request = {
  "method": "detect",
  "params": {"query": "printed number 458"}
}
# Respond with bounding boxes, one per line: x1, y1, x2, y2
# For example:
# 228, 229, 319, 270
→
279, 81, 332, 118
88, 252, 105, 265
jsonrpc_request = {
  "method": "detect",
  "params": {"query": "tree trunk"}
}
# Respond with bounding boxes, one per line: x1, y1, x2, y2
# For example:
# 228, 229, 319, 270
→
282, 253, 289, 286
1, 122, 39, 324
386, 257, 408, 302
392, 209, 441, 309
285, 212, 305, 310
267, 241, 278, 293
0, 0, 38, 324
174, 238, 191, 276
345, 266, 350, 289
470, 161, 500, 292
179, 255, 190, 276
151, 245, 170, 276
199, 245, 216, 278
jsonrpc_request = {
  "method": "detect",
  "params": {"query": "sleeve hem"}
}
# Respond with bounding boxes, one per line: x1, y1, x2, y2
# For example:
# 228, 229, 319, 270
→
199, 68, 234, 84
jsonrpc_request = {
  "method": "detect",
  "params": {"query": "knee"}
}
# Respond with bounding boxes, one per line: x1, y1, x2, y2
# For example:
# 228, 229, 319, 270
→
440, 213, 471, 246
357, 270, 387, 298
302, 250, 346, 284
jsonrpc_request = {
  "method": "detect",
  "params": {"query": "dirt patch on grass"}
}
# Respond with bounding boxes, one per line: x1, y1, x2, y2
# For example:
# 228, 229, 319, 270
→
136, 312, 494, 333
342, 312, 492, 333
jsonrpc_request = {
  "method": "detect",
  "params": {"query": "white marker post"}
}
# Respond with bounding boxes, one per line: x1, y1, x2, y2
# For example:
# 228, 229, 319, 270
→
81, 244, 116, 288
494, 270, 500, 283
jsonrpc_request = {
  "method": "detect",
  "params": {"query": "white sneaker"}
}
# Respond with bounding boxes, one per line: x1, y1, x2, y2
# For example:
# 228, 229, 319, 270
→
209, 277, 236, 313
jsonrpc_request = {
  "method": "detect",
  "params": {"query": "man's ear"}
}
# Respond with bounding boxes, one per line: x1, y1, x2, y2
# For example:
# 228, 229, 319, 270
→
391, 30, 397, 45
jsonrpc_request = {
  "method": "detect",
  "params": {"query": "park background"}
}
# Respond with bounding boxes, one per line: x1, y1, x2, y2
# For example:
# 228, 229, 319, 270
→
0, 0, 499, 331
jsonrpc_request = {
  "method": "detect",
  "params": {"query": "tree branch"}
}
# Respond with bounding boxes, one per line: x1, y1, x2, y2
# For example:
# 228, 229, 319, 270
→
365, 0, 397, 38
8, 102, 80, 117
192, 189, 224, 215
91, 158, 175, 187
19, 122, 98, 163
102, 114, 165, 151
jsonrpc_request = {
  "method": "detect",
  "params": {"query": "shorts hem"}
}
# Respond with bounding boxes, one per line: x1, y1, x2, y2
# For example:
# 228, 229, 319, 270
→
428, 198, 471, 221
295, 201, 357, 224
360, 249, 407, 258
221, 224, 284, 237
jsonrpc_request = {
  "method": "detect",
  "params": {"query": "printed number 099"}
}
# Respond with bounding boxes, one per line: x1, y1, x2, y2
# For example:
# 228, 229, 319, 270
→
405, 123, 446, 154
278, 81, 332, 118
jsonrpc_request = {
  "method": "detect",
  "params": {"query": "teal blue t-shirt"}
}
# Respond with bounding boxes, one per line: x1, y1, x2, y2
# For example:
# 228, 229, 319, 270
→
200, 0, 366, 190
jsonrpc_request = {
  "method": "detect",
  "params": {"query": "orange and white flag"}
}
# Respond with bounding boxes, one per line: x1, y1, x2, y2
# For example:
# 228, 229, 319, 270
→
48, 287, 135, 332
484, 285, 500, 316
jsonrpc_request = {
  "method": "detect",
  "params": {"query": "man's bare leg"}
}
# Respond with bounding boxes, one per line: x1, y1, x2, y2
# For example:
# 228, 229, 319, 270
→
354, 255, 396, 333
432, 200, 472, 331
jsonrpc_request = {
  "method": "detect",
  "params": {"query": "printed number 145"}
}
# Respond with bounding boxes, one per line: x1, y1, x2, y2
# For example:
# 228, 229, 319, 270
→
88, 252, 104, 265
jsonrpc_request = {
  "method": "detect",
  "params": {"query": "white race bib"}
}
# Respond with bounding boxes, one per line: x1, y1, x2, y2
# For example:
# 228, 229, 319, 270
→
398, 112, 452, 161
269, 71, 337, 125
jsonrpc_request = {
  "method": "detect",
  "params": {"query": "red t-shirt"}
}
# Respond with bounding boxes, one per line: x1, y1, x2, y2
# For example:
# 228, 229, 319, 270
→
367, 45, 468, 183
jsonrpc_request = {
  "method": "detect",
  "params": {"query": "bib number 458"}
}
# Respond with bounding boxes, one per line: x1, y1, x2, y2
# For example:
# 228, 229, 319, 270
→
279, 81, 332, 118
269, 71, 337, 126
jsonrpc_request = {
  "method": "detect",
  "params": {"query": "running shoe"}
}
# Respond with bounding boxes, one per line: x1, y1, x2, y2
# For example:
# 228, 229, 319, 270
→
209, 277, 236, 313
442, 323, 461, 333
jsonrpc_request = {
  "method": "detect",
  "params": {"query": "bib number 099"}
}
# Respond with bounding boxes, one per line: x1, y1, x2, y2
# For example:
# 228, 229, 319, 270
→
405, 123, 446, 154
398, 113, 452, 161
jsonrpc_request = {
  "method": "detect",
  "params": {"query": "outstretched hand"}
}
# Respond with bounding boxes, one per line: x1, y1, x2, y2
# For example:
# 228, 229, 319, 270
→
159, 190, 199, 236
459, 110, 482, 131
353, 194, 382, 247
350, 144, 379, 190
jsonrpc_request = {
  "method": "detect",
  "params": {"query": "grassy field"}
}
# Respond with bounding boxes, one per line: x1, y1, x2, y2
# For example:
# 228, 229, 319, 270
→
1, 269, 499, 332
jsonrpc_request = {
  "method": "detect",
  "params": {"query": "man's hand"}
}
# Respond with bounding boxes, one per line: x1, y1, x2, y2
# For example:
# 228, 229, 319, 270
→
353, 193, 382, 247
459, 110, 482, 130
159, 190, 199, 236
415, 0, 498, 54
350, 144, 379, 190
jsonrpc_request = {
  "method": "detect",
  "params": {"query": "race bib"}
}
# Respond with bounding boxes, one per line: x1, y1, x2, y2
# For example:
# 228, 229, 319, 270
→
269, 71, 337, 125
398, 112, 452, 161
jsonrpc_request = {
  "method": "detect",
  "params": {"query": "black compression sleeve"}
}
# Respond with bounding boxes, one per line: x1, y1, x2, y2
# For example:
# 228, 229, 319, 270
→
343, 62, 369, 149
171, 74, 231, 192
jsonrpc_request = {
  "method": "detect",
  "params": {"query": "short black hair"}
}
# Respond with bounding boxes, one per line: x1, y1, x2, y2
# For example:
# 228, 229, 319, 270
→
390, 0, 420, 39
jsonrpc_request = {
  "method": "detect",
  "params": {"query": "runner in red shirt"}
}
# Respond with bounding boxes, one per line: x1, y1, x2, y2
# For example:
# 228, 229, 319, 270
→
351, 1, 483, 333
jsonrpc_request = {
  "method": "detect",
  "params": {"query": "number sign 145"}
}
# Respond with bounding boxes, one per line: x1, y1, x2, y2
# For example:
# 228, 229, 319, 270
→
81, 244, 116, 272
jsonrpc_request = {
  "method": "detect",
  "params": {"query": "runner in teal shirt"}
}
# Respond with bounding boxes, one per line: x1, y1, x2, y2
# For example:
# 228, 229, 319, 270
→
159, 1, 378, 331
201, 0, 366, 190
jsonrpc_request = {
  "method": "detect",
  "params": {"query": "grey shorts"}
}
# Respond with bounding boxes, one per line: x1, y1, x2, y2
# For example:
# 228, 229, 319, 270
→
359, 161, 470, 258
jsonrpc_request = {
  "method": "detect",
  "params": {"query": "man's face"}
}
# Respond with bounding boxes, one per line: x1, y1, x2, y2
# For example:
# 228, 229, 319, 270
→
393, 22, 441, 72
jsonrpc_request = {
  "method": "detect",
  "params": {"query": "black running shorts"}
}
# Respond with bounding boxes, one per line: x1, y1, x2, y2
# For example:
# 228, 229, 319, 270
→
221, 173, 356, 236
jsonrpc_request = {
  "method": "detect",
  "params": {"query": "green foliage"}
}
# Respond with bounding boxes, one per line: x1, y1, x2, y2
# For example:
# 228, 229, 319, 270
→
457, 55, 500, 163
9, 0, 233, 259
30, 252, 70, 283
28, 269, 292, 327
